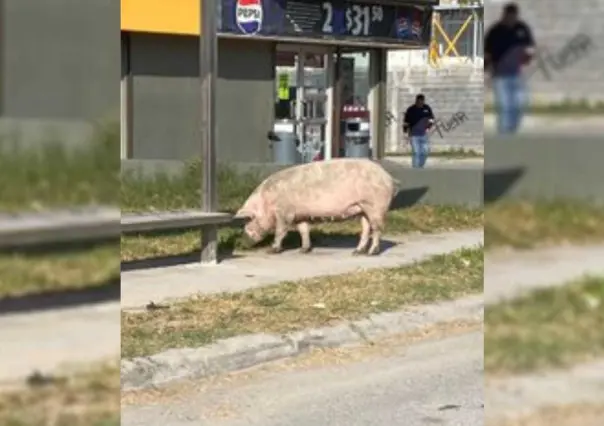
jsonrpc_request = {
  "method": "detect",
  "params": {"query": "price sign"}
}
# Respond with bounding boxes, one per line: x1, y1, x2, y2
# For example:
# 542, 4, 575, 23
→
321, 2, 385, 37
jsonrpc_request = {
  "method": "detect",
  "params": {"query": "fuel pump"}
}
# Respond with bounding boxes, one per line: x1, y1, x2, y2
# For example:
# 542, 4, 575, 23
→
272, 51, 328, 164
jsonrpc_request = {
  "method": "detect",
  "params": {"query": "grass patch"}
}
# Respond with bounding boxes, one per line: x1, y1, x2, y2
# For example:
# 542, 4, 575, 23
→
0, 244, 119, 298
121, 162, 482, 261
121, 161, 261, 213
485, 275, 604, 375
121, 246, 483, 358
0, 124, 120, 211
0, 125, 120, 297
485, 200, 604, 250
489, 403, 604, 426
0, 362, 119, 426
121, 204, 483, 261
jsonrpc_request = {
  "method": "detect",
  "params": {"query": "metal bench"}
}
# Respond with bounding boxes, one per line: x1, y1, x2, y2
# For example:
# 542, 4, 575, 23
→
121, 210, 234, 263
0, 207, 119, 249
0, 208, 234, 264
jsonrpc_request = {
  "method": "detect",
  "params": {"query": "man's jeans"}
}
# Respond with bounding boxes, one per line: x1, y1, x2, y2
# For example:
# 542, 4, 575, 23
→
493, 75, 528, 135
410, 135, 429, 168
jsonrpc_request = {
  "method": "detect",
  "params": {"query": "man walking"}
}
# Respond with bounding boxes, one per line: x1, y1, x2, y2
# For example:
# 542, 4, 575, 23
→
485, 2, 536, 134
403, 94, 435, 168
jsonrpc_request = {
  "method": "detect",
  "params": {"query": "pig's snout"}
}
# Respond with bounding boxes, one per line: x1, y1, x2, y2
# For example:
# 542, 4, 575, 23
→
243, 225, 263, 244
241, 234, 258, 248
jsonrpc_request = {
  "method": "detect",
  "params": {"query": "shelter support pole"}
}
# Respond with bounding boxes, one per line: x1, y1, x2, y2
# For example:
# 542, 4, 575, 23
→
472, 10, 478, 62
120, 33, 133, 159
199, 0, 218, 264
331, 48, 342, 158
295, 51, 306, 147
324, 51, 335, 160
368, 48, 387, 160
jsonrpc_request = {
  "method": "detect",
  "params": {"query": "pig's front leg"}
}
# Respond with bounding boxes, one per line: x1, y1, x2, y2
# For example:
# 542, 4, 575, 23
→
268, 217, 288, 254
297, 221, 312, 253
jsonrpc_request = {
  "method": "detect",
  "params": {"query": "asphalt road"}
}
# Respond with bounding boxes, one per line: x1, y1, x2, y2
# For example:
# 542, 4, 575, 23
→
122, 330, 483, 426
0, 301, 120, 384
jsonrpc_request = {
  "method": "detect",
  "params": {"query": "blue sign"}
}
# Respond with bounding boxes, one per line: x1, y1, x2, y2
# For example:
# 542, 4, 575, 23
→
219, 0, 433, 46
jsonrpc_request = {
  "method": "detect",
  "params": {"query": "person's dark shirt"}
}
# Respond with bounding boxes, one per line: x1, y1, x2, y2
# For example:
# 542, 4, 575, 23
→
403, 103, 434, 137
485, 20, 535, 76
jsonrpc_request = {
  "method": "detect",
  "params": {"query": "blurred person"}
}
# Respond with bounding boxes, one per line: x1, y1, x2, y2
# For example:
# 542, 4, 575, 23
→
403, 94, 435, 168
485, 2, 536, 134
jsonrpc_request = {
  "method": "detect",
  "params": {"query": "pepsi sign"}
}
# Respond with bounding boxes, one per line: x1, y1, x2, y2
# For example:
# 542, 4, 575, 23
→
235, 0, 263, 35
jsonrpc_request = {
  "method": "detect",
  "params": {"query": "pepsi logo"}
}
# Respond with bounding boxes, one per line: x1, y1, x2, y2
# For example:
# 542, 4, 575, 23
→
235, 0, 263, 35
411, 21, 422, 38
396, 17, 410, 38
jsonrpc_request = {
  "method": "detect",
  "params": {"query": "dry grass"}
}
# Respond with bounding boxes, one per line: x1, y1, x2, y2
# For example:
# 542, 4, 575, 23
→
121, 205, 484, 262
488, 403, 604, 426
121, 246, 483, 359
0, 244, 119, 298
0, 362, 119, 426
485, 275, 604, 375
485, 200, 604, 250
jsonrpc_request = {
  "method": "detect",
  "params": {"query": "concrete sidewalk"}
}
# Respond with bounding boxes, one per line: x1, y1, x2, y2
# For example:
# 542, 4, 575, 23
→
121, 229, 483, 310
0, 301, 120, 384
485, 244, 604, 304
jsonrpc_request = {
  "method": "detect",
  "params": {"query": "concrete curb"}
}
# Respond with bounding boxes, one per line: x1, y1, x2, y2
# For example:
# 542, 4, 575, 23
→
121, 294, 483, 390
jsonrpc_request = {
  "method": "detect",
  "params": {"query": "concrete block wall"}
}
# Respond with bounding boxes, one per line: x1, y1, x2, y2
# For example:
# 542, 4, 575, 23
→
485, 0, 604, 105
0, 0, 120, 148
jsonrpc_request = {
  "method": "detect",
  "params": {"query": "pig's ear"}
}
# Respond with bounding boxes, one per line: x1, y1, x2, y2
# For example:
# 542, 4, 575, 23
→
234, 208, 255, 220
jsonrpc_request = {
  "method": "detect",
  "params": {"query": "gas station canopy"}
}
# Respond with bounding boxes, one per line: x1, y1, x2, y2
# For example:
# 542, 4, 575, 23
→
122, 0, 438, 48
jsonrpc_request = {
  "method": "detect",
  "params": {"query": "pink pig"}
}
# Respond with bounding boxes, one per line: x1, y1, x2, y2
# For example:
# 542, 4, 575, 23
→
235, 158, 397, 255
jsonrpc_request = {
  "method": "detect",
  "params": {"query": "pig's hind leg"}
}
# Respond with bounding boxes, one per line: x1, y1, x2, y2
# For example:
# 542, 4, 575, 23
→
352, 215, 371, 255
297, 221, 312, 253
367, 214, 385, 256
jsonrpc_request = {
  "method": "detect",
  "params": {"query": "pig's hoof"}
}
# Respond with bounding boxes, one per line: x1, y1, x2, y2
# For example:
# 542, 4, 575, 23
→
266, 247, 283, 255
367, 248, 381, 256
299, 246, 312, 254
352, 248, 367, 256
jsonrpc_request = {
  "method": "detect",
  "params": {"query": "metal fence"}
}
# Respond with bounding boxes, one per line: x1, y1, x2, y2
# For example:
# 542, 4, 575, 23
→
430, 4, 484, 68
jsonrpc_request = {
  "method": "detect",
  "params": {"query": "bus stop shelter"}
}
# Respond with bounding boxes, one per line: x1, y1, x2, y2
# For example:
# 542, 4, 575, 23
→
120, 0, 437, 262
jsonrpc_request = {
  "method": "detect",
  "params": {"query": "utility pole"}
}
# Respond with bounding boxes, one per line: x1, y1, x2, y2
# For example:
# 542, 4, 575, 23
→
199, 0, 218, 263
